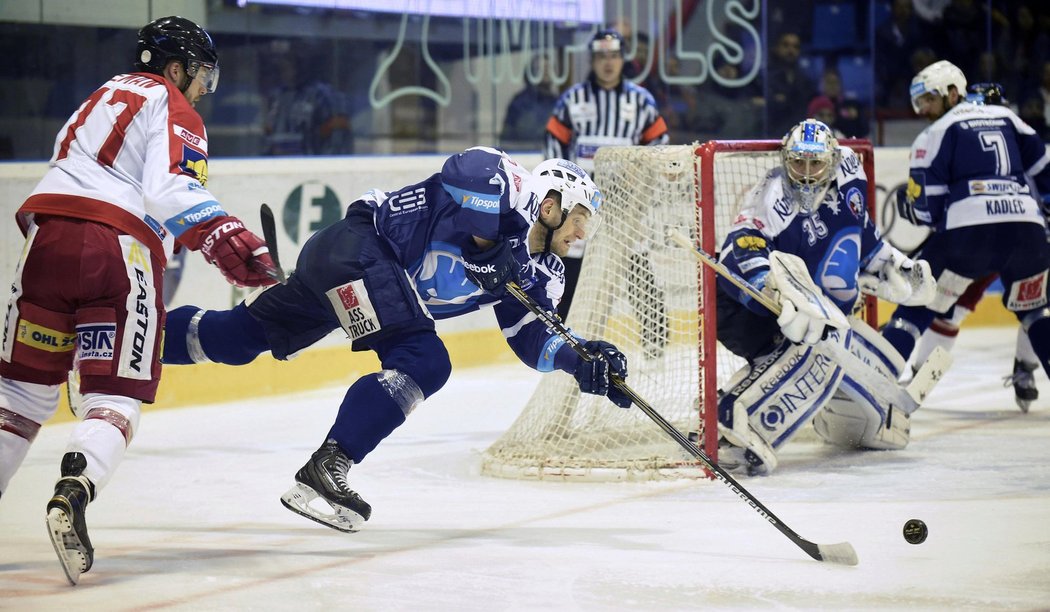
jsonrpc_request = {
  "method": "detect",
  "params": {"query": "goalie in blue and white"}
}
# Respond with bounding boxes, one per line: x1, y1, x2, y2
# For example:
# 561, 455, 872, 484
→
715, 119, 937, 476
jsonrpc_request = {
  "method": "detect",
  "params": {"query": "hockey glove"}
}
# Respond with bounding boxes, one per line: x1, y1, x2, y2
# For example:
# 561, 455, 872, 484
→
574, 340, 632, 408
463, 239, 521, 295
859, 250, 936, 306
895, 185, 922, 226
199, 216, 278, 288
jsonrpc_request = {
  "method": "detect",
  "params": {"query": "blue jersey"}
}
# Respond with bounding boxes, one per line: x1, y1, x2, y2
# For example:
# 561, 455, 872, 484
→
906, 102, 1050, 231
719, 146, 886, 315
365, 146, 578, 374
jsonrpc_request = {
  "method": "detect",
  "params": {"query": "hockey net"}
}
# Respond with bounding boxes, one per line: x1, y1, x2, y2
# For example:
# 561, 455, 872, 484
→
481, 141, 876, 481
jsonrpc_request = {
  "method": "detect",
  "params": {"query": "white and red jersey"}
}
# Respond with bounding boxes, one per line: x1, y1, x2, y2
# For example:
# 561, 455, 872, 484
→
17, 72, 228, 265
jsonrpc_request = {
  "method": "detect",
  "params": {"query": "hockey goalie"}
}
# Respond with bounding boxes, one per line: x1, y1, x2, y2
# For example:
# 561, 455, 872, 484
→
714, 118, 939, 476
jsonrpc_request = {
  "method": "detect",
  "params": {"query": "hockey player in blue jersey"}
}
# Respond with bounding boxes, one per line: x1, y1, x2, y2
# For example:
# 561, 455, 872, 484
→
884, 60, 1050, 393
161, 147, 631, 532
715, 119, 937, 475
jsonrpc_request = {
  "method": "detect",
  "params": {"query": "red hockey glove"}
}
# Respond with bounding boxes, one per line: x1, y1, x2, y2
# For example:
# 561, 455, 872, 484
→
198, 216, 278, 287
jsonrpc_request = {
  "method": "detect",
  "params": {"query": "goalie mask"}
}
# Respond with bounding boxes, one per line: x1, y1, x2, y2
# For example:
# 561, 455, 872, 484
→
909, 60, 966, 114
528, 158, 604, 252
135, 16, 220, 94
781, 119, 840, 214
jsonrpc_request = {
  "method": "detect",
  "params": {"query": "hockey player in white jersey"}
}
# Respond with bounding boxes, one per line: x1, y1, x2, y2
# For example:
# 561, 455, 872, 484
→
0, 16, 276, 585
884, 61, 1050, 399
716, 119, 937, 475
905, 82, 1043, 412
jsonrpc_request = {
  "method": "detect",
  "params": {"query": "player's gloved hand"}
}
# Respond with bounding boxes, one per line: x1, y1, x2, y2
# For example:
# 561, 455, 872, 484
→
896, 185, 922, 225
463, 239, 521, 295
574, 340, 632, 408
776, 300, 829, 345
860, 250, 936, 306
199, 216, 278, 288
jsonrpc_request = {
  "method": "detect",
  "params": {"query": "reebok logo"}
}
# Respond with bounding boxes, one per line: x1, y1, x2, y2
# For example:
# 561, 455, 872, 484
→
463, 262, 496, 274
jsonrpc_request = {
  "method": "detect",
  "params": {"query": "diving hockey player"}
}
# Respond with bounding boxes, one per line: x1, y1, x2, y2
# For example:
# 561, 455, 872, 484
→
716, 118, 936, 476
162, 148, 632, 532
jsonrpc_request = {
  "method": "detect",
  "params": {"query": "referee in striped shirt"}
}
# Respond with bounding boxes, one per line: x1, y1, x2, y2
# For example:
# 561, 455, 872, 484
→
544, 29, 669, 355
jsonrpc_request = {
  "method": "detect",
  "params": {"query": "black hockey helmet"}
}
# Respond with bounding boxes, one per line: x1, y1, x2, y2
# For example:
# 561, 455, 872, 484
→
135, 16, 219, 92
590, 29, 624, 56
966, 82, 1006, 106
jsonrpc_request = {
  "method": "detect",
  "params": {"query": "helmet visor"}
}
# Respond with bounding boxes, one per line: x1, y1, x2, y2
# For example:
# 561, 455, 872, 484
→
189, 61, 220, 94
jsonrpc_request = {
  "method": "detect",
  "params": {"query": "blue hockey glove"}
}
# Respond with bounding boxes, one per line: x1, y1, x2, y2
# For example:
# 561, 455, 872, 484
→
463, 240, 521, 295
896, 185, 921, 225
574, 340, 632, 408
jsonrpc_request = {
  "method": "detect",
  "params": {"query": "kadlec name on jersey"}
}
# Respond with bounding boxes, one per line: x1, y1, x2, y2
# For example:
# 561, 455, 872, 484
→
986, 198, 1027, 215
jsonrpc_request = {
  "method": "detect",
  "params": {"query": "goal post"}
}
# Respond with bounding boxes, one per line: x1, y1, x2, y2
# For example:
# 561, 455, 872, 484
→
480, 140, 877, 481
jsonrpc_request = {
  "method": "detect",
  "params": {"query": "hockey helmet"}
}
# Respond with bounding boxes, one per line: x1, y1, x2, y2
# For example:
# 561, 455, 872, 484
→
781, 118, 840, 214
135, 16, 220, 93
590, 29, 624, 57
909, 60, 966, 114
530, 158, 604, 239
966, 82, 1006, 106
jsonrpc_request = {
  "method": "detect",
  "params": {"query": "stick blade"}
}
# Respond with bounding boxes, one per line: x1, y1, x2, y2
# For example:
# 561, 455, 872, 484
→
259, 203, 286, 283
817, 541, 859, 566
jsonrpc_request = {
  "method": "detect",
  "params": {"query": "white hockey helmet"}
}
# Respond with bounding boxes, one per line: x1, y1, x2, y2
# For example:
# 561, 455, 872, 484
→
530, 158, 605, 238
781, 118, 840, 214
909, 60, 967, 114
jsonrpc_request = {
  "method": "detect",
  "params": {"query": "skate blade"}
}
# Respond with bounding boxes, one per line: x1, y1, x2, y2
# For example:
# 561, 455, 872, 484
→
279, 483, 366, 533
46, 508, 88, 586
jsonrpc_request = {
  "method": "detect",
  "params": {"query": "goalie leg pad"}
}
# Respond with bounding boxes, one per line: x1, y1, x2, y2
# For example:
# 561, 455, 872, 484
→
813, 377, 911, 450
718, 337, 845, 474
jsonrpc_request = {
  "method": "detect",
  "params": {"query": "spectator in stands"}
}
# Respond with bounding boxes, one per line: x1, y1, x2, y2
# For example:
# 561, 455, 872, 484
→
766, 32, 817, 137
876, 0, 923, 109
624, 31, 651, 80
694, 63, 763, 140
807, 96, 844, 138
818, 69, 867, 138
940, 0, 985, 76
1019, 95, 1050, 141
263, 40, 352, 156
500, 55, 559, 151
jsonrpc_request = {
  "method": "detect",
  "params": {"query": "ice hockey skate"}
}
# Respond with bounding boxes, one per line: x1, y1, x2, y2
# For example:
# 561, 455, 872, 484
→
280, 439, 371, 533
1004, 359, 1038, 413
45, 453, 95, 586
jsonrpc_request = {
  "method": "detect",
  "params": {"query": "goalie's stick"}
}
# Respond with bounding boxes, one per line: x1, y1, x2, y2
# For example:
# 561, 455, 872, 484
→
260, 203, 287, 284
665, 230, 950, 414
504, 281, 859, 566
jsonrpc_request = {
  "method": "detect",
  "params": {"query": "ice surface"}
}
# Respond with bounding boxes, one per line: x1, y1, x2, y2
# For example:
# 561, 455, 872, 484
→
2, 328, 1048, 610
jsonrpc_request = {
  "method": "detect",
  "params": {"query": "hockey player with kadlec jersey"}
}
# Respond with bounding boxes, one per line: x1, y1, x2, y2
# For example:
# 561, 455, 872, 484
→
0, 16, 276, 585
885, 61, 1050, 402
715, 118, 937, 476
161, 148, 633, 533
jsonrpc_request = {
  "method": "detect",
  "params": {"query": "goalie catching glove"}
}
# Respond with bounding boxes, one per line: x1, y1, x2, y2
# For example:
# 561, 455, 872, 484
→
463, 238, 521, 296
199, 216, 278, 287
574, 340, 632, 408
765, 251, 850, 345
859, 245, 936, 306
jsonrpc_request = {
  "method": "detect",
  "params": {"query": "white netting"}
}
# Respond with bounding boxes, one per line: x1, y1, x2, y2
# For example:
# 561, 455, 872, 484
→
481, 143, 785, 481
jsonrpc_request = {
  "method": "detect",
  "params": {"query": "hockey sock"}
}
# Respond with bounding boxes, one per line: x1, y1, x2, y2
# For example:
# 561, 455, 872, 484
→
1022, 310, 1050, 377
328, 374, 407, 464
329, 332, 451, 463
882, 305, 937, 363
163, 304, 270, 365
912, 307, 968, 366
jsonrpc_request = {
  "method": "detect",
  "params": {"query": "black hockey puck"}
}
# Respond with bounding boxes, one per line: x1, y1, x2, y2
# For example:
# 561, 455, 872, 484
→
903, 519, 928, 544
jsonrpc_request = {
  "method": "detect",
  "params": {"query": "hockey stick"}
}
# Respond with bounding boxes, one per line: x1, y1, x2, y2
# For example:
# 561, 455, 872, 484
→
665, 230, 950, 415
504, 281, 859, 566
259, 203, 287, 284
